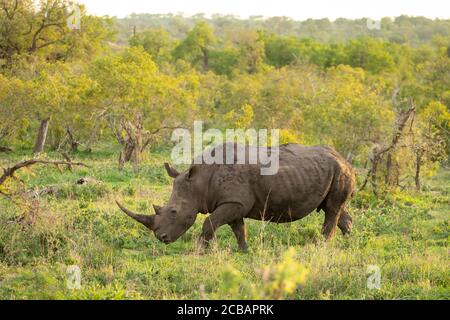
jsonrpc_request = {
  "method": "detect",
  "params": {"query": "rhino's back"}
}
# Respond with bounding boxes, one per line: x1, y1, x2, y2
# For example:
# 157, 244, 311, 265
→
247, 144, 343, 222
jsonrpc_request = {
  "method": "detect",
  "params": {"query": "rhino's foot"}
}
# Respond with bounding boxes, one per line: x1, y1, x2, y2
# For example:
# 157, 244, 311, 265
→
237, 243, 248, 252
321, 219, 338, 240
338, 210, 353, 235
322, 228, 336, 241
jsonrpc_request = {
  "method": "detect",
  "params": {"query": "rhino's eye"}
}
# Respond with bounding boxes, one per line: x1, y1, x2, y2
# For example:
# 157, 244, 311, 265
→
170, 209, 177, 214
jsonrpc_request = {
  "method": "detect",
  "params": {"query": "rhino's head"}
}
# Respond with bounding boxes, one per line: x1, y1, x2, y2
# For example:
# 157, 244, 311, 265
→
116, 163, 204, 244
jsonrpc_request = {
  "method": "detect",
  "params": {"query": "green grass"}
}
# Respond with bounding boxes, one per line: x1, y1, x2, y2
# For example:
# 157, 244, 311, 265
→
0, 147, 448, 300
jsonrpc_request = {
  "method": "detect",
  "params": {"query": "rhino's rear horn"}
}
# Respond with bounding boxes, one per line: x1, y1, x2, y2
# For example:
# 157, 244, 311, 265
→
153, 204, 162, 215
164, 162, 180, 178
116, 200, 155, 230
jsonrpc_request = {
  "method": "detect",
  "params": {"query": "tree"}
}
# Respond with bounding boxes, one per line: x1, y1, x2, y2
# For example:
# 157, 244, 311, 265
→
0, 0, 114, 65
129, 28, 174, 64
0, 0, 69, 62
360, 104, 416, 195
344, 37, 395, 74
173, 21, 216, 71
412, 101, 450, 190
208, 47, 239, 76
90, 47, 199, 169
27, 61, 95, 154
0, 74, 28, 150
263, 34, 302, 68
233, 30, 267, 74
418, 35, 450, 107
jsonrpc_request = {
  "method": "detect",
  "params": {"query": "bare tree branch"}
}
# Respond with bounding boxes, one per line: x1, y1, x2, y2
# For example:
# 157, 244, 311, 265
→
141, 125, 188, 152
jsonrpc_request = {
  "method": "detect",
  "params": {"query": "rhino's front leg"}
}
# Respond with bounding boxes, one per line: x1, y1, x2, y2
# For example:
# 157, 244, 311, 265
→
199, 203, 247, 249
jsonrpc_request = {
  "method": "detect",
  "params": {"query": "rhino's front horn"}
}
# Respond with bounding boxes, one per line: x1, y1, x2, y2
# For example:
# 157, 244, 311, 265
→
116, 200, 155, 230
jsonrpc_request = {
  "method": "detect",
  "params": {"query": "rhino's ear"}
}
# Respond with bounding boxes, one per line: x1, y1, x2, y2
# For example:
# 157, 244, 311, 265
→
164, 162, 180, 178
153, 204, 162, 215
187, 165, 197, 180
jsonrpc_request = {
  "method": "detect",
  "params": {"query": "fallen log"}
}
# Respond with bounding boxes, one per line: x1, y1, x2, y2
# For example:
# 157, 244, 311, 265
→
0, 146, 12, 153
0, 159, 89, 187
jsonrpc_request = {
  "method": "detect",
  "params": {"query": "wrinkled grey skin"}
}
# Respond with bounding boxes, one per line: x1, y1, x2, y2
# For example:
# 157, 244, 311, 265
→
117, 143, 356, 250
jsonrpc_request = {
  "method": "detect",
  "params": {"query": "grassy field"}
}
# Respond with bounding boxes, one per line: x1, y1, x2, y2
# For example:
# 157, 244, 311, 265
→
0, 146, 448, 300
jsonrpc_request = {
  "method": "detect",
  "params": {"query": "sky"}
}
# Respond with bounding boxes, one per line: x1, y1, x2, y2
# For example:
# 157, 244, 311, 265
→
76, 0, 450, 20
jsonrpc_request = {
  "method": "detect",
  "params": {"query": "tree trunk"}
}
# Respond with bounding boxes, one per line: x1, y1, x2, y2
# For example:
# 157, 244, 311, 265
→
33, 118, 50, 155
201, 47, 209, 72
85, 123, 100, 153
118, 121, 143, 171
371, 158, 379, 196
385, 153, 392, 185
66, 127, 79, 152
415, 152, 422, 191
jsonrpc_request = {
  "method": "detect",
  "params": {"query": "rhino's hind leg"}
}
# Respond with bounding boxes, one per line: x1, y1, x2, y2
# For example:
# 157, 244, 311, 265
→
229, 219, 248, 251
338, 209, 353, 235
321, 170, 354, 240
322, 206, 342, 240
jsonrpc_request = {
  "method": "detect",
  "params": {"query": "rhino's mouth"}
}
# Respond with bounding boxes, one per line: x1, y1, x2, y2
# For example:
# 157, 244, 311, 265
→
155, 233, 173, 244
157, 238, 171, 244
